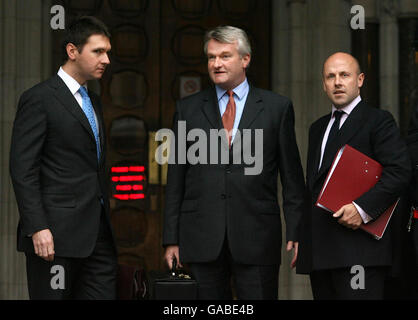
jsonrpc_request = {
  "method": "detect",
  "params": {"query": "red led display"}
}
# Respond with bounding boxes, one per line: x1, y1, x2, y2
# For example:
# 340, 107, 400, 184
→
111, 165, 146, 200
116, 185, 144, 191
111, 166, 145, 173
113, 194, 145, 200
112, 175, 144, 182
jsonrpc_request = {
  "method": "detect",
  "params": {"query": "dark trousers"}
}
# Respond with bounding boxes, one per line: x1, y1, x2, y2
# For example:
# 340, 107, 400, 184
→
25, 211, 117, 300
310, 266, 388, 300
188, 240, 279, 300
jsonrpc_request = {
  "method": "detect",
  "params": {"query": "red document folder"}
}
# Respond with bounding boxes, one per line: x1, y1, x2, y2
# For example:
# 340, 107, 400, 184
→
316, 144, 399, 240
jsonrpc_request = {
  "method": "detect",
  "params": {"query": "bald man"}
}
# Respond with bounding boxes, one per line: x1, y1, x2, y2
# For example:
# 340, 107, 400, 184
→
296, 52, 411, 299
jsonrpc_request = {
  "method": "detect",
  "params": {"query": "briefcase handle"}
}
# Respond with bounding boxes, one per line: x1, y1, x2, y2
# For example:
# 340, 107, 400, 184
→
169, 257, 194, 281
171, 256, 177, 277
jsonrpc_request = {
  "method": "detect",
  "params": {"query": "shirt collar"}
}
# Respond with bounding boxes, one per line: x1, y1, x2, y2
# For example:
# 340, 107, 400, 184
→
216, 78, 249, 101
331, 95, 361, 117
57, 67, 87, 95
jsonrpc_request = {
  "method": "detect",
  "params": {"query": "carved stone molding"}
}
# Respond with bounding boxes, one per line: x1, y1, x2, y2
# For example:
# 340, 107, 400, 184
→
380, 0, 399, 18
286, 0, 306, 5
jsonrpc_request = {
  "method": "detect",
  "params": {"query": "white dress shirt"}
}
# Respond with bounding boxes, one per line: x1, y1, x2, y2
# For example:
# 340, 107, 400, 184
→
319, 95, 372, 223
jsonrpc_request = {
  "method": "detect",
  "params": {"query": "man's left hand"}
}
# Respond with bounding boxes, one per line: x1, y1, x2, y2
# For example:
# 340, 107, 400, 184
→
286, 241, 298, 269
333, 203, 363, 229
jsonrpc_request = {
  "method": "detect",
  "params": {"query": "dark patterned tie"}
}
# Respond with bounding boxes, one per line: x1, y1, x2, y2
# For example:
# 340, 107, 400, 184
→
321, 110, 344, 169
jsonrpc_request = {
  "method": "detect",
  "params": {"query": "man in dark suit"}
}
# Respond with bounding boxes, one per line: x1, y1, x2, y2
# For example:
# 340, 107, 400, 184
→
407, 100, 418, 262
383, 99, 418, 299
296, 52, 411, 299
10, 16, 117, 299
405, 98, 418, 278
163, 26, 306, 299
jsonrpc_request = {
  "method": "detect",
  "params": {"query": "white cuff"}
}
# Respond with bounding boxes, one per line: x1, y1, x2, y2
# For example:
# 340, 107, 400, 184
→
353, 202, 373, 224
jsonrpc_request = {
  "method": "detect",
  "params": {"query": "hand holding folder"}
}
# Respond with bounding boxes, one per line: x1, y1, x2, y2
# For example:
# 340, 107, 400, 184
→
332, 203, 366, 230
316, 144, 399, 240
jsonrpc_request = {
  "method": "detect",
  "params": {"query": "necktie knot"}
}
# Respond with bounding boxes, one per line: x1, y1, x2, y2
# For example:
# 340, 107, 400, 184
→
227, 90, 234, 98
332, 110, 344, 130
78, 86, 88, 97
334, 110, 343, 121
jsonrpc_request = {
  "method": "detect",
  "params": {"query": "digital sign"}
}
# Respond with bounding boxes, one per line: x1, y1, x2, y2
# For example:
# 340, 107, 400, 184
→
111, 165, 146, 200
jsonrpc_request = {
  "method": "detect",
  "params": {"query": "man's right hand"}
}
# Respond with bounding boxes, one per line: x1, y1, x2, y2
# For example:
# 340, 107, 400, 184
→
164, 245, 182, 270
32, 229, 55, 261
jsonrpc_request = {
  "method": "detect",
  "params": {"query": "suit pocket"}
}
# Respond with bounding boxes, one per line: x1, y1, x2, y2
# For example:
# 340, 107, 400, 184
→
180, 199, 198, 214
257, 200, 280, 215
42, 192, 76, 208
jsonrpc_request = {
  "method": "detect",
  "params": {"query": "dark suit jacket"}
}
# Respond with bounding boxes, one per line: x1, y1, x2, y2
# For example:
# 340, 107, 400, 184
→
406, 102, 418, 263
297, 100, 411, 274
10, 75, 113, 258
163, 85, 306, 266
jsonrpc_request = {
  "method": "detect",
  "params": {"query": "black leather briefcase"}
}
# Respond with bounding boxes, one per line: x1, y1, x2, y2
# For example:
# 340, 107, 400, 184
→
150, 258, 197, 300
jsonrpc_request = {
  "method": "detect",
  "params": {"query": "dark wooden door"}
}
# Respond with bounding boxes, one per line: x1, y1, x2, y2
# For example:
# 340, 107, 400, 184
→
53, 0, 271, 272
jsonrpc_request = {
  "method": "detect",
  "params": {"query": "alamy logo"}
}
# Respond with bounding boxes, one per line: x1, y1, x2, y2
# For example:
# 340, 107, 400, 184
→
154, 122, 264, 175
350, 5, 365, 30
50, 265, 65, 290
50, 5, 65, 30
350, 265, 365, 290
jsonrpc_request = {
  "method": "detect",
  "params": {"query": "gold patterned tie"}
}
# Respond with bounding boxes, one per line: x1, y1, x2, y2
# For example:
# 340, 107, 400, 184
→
222, 90, 236, 147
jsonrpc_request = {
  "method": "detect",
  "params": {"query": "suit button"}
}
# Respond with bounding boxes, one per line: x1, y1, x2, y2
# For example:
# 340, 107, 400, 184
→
221, 194, 226, 199
226, 169, 231, 174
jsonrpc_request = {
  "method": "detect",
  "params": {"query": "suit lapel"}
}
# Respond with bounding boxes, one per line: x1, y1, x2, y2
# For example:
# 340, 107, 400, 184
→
89, 91, 106, 165
307, 116, 330, 189
50, 75, 96, 143
335, 100, 366, 147
237, 86, 263, 130
200, 87, 229, 149
314, 101, 366, 184
200, 87, 223, 130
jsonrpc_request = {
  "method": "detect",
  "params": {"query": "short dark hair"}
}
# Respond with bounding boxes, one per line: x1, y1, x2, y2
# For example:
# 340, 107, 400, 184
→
62, 16, 110, 62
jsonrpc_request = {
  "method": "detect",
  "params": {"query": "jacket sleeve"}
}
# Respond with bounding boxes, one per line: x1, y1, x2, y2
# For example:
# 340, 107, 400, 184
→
355, 110, 411, 219
162, 100, 187, 246
9, 90, 50, 236
406, 104, 418, 207
277, 99, 307, 241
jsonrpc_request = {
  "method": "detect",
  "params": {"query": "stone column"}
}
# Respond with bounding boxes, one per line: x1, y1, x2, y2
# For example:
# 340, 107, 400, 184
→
379, 0, 399, 121
272, 0, 352, 300
273, 0, 312, 300
283, 0, 312, 300
0, 0, 51, 299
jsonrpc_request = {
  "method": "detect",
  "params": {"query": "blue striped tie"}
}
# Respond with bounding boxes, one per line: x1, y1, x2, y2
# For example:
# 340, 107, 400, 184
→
79, 86, 101, 161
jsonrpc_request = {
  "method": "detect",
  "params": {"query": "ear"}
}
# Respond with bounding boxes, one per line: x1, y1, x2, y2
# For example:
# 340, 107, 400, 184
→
242, 54, 251, 69
322, 79, 326, 92
357, 72, 365, 88
66, 43, 79, 61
